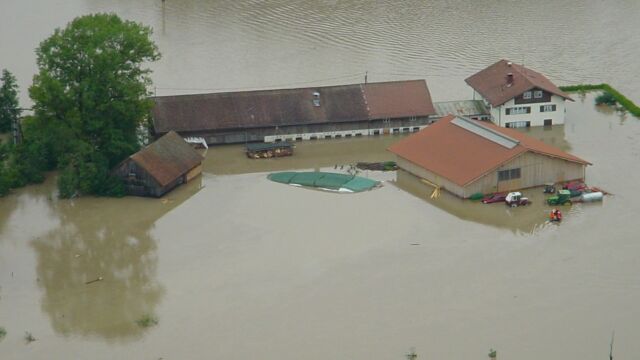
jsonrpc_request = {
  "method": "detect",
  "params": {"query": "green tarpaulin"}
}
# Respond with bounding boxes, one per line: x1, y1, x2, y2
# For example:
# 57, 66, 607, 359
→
267, 171, 379, 192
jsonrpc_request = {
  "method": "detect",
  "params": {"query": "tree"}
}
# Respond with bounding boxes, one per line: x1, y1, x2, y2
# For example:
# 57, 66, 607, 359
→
28, 13, 160, 197
0, 69, 21, 133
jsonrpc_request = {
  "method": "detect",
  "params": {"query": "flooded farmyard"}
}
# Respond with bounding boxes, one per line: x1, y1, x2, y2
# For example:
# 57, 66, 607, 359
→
2, 1, 640, 359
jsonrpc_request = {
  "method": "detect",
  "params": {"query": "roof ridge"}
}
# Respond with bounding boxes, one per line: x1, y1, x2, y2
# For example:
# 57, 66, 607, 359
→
153, 79, 426, 99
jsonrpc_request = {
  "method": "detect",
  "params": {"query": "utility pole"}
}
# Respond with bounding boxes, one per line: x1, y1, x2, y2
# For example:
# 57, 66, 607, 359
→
12, 116, 20, 145
12, 108, 31, 145
364, 71, 368, 84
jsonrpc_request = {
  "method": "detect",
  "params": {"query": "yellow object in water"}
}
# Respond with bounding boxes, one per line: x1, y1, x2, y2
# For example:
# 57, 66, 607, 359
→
420, 178, 441, 199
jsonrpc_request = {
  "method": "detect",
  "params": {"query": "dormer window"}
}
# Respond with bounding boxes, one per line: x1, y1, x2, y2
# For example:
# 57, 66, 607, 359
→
522, 91, 532, 99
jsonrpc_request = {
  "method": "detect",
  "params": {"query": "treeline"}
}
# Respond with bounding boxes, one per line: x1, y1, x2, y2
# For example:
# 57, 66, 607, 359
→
0, 14, 160, 198
559, 83, 640, 117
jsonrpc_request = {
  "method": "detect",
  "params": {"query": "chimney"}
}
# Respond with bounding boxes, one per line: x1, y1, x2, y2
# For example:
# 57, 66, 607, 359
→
312, 91, 320, 107
506, 72, 514, 87
507, 61, 512, 67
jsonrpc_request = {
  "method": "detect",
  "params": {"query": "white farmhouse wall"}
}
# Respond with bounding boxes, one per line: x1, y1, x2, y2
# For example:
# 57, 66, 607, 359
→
491, 95, 566, 127
472, 90, 567, 127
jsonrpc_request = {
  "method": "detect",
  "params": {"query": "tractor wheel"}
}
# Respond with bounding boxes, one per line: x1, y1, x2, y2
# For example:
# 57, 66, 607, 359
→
510, 203, 518, 208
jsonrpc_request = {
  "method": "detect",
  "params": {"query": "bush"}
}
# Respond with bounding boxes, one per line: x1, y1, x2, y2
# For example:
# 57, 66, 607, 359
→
135, 314, 159, 328
57, 150, 125, 199
595, 91, 617, 106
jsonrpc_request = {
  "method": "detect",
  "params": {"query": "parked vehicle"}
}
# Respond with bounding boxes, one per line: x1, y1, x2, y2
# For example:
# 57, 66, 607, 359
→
547, 189, 572, 206
543, 183, 556, 194
482, 193, 507, 204
505, 192, 529, 207
563, 181, 586, 192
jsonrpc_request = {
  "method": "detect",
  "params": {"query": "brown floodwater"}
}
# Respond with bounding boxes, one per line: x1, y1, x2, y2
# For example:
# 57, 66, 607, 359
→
1, 1, 640, 359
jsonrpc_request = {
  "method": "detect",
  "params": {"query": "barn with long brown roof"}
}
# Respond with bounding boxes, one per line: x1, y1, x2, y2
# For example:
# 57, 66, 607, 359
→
388, 115, 590, 198
113, 131, 204, 197
151, 80, 436, 144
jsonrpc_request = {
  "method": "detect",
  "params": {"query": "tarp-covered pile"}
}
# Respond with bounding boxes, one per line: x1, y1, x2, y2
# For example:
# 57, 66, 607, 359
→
268, 171, 380, 193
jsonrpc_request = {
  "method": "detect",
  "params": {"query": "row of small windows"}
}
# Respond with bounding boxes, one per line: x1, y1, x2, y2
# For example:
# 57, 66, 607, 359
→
522, 90, 544, 99
506, 106, 531, 115
498, 168, 521, 181
506, 104, 556, 115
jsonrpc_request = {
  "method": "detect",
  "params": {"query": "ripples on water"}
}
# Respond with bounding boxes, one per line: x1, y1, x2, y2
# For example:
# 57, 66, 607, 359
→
4, 0, 638, 103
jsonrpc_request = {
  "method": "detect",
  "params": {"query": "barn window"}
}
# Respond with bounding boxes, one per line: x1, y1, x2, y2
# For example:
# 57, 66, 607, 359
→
498, 168, 521, 181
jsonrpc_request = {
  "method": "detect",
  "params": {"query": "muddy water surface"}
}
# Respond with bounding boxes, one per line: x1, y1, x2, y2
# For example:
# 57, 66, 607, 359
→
1, 0, 640, 359
2, 95, 640, 359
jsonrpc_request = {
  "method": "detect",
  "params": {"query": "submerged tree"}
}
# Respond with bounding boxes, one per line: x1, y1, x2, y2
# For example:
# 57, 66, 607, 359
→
595, 91, 617, 106
0, 69, 21, 133
28, 13, 160, 197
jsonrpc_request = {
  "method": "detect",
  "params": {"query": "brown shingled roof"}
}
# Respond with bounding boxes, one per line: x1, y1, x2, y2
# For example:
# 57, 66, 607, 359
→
131, 131, 203, 187
465, 59, 573, 107
152, 80, 435, 133
388, 115, 589, 186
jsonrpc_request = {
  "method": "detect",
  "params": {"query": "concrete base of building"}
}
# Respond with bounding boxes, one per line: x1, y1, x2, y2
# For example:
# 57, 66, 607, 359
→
263, 126, 428, 143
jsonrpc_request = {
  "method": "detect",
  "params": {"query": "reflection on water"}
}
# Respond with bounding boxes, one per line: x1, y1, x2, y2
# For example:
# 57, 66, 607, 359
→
516, 124, 571, 153
204, 124, 575, 233
204, 135, 404, 175
29, 177, 203, 341
395, 169, 558, 234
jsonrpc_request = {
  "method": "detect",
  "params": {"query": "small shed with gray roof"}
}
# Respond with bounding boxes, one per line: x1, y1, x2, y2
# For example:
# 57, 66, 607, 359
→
113, 131, 204, 197
434, 100, 490, 120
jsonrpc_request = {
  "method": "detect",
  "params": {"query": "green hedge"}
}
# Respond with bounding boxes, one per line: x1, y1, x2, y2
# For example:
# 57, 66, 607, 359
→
559, 83, 640, 117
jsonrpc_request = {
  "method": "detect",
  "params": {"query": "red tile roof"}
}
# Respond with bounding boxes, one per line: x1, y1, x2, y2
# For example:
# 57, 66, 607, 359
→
465, 59, 573, 107
131, 131, 203, 187
388, 115, 590, 186
152, 80, 435, 133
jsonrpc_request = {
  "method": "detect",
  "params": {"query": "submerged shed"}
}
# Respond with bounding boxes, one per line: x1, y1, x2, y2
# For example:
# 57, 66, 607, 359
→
113, 131, 204, 197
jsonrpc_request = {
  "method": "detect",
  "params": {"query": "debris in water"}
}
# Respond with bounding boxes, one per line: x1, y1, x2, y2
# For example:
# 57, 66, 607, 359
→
24, 331, 36, 344
85, 277, 104, 285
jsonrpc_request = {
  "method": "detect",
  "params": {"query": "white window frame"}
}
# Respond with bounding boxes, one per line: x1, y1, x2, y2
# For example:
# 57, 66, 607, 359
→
534, 90, 543, 98
522, 91, 532, 99
541, 104, 556, 112
506, 121, 529, 128
508, 106, 530, 115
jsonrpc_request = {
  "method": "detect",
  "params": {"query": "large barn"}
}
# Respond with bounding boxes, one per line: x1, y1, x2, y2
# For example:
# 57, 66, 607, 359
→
388, 115, 591, 198
113, 131, 204, 197
151, 80, 436, 144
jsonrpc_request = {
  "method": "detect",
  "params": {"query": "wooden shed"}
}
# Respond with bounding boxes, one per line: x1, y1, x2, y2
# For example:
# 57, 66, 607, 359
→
113, 131, 204, 197
388, 115, 591, 198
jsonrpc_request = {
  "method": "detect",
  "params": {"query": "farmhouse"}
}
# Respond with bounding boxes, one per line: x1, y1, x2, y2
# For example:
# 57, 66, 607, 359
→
388, 115, 590, 198
113, 131, 204, 197
465, 59, 573, 128
151, 80, 436, 145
